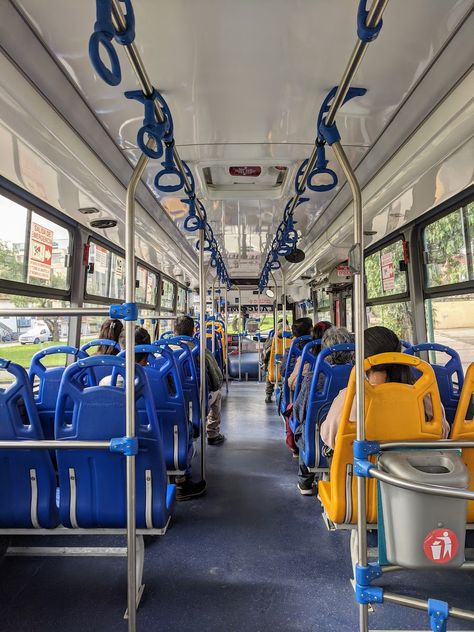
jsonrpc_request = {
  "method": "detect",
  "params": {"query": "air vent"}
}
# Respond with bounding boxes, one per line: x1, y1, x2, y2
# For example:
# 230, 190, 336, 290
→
198, 162, 291, 200
90, 219, 117, 229
78, 207, 100, 215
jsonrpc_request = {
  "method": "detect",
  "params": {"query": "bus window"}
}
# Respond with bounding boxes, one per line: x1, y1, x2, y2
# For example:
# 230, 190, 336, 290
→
177, 286, 187, 314
366, 301, 414, 343
160, 278, 176, 311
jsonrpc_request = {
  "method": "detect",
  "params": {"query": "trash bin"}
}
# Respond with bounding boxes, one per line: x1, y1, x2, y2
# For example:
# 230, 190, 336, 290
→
378, 450, 469, 569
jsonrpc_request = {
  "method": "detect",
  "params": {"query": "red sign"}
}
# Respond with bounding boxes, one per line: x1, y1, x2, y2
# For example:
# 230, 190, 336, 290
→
229, 166, 261, 177
381, 252, 395, 291
423, 528, 458, 564
336, 265, 352, 277
28, 222, 53, 281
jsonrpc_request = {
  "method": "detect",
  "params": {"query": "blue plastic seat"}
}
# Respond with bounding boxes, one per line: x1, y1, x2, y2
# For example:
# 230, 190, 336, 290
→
299, 344, 354, 470
29, 346, 89, 439
288, 339, 322, 432
154, 340, 201, 438
404, 342, 464, 423
55, 356, 174, 529
0, 359, 59, 528
119, 345, 192, 474
80, 339, 122, 382
280, 335, 313, 415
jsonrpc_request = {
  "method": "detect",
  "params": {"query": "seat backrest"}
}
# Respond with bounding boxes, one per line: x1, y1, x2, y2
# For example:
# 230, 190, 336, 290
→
280, 335, 313, 413
325, 353, 444, 524
268, 332, 292, 384
405, 342, 464, 423
302, 343, 354, 469
80, 339, 122, 382
450, 362, 474, 521
55, 356, 171, 529
0, 359, 59, 528
292, 339, 322, 403
154, 339, 200, 437
119, 345, 191, 473
29, 346, 89, 439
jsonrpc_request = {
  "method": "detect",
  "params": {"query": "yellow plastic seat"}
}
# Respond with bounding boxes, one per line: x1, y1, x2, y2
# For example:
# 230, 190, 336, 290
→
268, 333, 292, 384
319, 352, 444, 525
450, 363, 474, 522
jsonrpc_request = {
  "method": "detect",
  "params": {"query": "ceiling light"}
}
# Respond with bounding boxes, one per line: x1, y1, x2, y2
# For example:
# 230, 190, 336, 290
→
90, 219, 118, 229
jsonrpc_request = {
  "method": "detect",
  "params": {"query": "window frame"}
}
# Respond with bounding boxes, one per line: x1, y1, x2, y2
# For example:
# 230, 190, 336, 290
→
364, 234, 410, 307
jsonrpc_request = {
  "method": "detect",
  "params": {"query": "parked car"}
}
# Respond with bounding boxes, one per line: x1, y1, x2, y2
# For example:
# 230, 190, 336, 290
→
19, 326, 51, 345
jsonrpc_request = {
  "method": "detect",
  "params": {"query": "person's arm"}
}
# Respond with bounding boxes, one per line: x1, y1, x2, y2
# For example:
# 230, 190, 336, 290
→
423, 395, 450, 438
320, 388, 347, 450
205, 349, 223, 391
288, 357, 301, 391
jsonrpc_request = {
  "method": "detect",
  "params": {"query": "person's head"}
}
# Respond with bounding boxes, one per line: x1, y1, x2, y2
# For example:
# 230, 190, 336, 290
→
364, 326, 412, 385
118, 326, 151, 365
96, 318, 123, 355
321, 327, 354, 365
291, 317, 313, 338
174, 315, 195, 337
313, 321, 333, 341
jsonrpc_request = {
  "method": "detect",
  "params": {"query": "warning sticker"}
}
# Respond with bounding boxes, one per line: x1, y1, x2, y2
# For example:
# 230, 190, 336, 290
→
28, 222, 53, 281
381, 252, 395, 291
423, 528, 458, 564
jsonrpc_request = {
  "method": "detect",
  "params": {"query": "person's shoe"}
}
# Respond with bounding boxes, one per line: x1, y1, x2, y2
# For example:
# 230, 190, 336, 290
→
265, 395, 272, 403
292, 450, 299, 459
175, 479, 207, 501
297, 481, 314, 496
208, 433, 226, 446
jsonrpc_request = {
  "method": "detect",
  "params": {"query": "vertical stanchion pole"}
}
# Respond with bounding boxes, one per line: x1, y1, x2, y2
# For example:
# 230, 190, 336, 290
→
281, 268, 287, 391
125, 151, 149, 632
211, 279, 215, 354
257, 289, 261, 383
270, 273, 279, 389
332, 141, 367, 632
224, 286, 229, 393
238, 287, 242, 381
199, 229, 207, 482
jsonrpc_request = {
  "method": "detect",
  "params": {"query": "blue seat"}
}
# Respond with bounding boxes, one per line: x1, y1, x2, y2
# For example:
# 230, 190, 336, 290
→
404, 342, 464, 424
299, 344, 354, 470
0, 359, 59, 528
29, 346, 89, 439
80, 339, 122, 382
280, 335, 313, 415
119, 346, 192, 474
205, 328, 223, 371
55, 356, 174, 529
288, 339, 322, 432
154, 340, 201, 438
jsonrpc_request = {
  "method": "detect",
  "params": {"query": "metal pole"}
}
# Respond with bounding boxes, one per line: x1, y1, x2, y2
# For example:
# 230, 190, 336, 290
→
124, 151, 149, 632
238, 288, 242, 381
383, 593, 474, 623
270, 272, 279, 388
0, 308, 111, 318
198, 229, 207, 481
370, 468, 474, 501
331, 140, 367, 631
224, 286, 229, 393
211, 279, 215, 354
257, 290, 261, 383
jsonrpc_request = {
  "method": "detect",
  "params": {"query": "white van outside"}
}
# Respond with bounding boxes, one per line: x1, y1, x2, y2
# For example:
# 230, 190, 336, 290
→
19, 325, 51, 345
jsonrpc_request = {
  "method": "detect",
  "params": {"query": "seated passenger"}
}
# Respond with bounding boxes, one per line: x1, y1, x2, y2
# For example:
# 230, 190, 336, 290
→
174, 315, 225, 446
99, 326, 151, 386
295, 327, 354, 495
280, 317, 313, 377
320, 326, 450, 452
287, 320, 332, 392
94, 318, 123, 355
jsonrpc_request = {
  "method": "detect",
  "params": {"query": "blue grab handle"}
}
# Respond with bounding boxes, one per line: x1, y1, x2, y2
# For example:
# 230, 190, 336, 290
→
113, 0, 135, 45
357, 0, 383, 42
184, 214, 203, 232
154, 148, 186, 193
89, 0, 121, 86
294, 159, 309, 195
307, 144, 338, 192
125, 89, 169, 159
317, 86, 367, 146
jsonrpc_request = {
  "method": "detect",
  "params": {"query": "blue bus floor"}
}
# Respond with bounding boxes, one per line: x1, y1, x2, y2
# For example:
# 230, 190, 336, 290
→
1, 382, 474, 631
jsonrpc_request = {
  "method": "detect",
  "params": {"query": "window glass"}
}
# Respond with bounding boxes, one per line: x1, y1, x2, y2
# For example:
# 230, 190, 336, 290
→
109, 252, 125, 299
0, 194, 71, 290
316, 287, 330, 309
177, 287, 187, 313
423, 206, 474, 287
0, 293, 70, 379
161, 279, 175, 311
136, 265, 157, 306
365, 240, 407, 299
366, 301, 414, 343
425, 294, 474, 371
86, 242, 126, 300
317, 308, 331, 323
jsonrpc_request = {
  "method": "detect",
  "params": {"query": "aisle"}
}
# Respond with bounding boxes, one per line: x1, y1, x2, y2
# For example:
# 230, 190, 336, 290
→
1, 382, 473, 631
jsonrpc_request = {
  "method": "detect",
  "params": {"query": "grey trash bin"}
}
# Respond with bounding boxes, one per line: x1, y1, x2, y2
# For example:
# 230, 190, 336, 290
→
379, 450, 469, 569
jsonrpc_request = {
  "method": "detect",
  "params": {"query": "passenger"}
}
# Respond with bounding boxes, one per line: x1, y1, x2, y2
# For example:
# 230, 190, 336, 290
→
99, 326, 151, 386
95, 318, 123, 355
295, 327, 354, 495
319, 326, 450, 452
174, 315, 225, 446
262, 319, 285, 404
280, 317, 313, 377
287, 320, 332, 392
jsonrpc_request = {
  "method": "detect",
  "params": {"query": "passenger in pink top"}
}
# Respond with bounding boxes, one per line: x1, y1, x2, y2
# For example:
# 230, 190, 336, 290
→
320, 326, 450, 450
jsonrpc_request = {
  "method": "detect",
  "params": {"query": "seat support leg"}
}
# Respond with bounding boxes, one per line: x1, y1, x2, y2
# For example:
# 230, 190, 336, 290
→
124, 535, 145, 619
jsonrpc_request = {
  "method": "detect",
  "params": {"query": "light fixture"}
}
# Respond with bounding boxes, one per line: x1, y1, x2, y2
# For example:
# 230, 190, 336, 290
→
78, 207, 100, 215
265, 288, 275, 298
90, 219, 118, 229
363, 230, 377, 236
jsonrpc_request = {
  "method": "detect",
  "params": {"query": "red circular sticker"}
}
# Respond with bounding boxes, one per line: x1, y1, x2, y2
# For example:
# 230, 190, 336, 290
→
423, 528, 458, 564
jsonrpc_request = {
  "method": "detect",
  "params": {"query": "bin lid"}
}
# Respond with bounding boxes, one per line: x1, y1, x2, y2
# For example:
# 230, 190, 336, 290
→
379, 450, 470, 488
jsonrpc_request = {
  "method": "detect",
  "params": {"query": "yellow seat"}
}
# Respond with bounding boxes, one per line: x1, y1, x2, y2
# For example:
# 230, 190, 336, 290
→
268, 333, 292, 384
450, 363, 474, 522
319, 352, 444, 525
